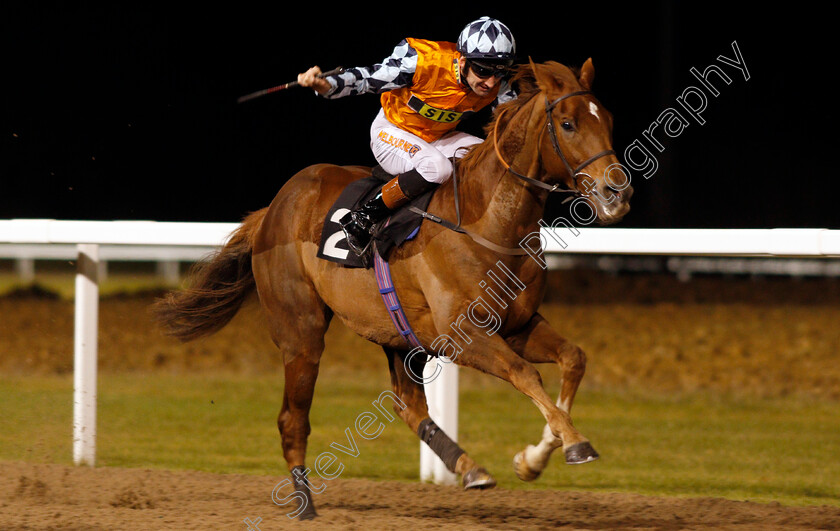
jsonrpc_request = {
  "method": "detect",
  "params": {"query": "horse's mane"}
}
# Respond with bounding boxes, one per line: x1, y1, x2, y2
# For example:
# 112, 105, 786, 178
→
458, 61, 582, 174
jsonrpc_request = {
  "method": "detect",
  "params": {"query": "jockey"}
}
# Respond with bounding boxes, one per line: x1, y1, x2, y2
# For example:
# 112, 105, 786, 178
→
297, 16, 518, 256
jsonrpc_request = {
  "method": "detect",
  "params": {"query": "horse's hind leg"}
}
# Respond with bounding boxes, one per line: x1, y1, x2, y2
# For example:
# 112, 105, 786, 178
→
505, 312, 595, 481
255, 257, 332, 520
383, 347, 496, 489
276, 347, 326, 520
272, 307, 331, 520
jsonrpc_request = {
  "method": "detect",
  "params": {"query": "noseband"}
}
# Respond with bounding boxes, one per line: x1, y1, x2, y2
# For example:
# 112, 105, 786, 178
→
494, 90, 616, 196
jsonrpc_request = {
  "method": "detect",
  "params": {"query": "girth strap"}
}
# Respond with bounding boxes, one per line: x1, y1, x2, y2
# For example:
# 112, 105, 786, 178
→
374, 231, 424, 350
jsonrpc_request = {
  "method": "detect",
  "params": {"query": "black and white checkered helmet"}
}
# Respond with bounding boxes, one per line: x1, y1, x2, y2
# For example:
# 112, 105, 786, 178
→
456, 17, 516, 63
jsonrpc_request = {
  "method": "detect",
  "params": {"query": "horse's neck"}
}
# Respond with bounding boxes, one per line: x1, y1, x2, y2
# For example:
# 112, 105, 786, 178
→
458, 99, 548, 247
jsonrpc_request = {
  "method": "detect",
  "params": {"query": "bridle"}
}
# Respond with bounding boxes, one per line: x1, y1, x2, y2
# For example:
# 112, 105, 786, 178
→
406, 89, 617, 256
494, 90, 615, 197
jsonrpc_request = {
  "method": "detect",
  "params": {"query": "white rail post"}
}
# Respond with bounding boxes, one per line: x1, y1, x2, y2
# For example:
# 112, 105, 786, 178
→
156, 260, 181, 283
420, 360, 459, 485
73, 243, 99, 466
15, 257, 35, 283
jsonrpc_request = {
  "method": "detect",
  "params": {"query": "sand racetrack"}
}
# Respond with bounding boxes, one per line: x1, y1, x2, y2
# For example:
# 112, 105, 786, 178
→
4, 460, 840, 530
2, 270, 840, 529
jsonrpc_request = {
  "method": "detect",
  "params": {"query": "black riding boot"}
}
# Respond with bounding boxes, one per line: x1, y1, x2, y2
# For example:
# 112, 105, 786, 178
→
340, 169, 436, 256
339, 192, 391, 256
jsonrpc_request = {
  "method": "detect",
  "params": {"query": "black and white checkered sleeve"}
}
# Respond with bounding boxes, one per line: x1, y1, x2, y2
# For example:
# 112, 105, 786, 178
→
322, 40, 418, 98
496, 80, 517, 106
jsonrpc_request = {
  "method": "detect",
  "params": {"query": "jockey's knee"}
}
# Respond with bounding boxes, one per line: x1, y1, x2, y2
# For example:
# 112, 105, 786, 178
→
415, 150, 454, 184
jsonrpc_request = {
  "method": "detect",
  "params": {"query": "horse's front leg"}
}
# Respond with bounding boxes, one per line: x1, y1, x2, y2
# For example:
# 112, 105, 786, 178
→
504, 312, 598, 481
383, 346, 496, 489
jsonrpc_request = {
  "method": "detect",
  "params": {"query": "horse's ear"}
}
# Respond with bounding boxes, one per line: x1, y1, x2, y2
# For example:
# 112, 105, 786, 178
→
529, 56, 560, 93
579, 57, 595, 90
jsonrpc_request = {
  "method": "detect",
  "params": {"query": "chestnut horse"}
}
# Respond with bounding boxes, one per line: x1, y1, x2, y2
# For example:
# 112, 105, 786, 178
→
154, 58, 632, 519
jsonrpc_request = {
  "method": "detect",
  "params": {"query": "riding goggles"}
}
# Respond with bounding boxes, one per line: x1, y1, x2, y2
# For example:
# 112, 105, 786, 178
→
467, 60, 513, 79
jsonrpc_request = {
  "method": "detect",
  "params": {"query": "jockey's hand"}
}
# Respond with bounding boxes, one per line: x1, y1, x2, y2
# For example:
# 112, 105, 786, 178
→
297, 66, 332, 95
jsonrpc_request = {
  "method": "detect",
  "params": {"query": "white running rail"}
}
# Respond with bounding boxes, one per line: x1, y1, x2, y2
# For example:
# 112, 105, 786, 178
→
1, 219, 838, 482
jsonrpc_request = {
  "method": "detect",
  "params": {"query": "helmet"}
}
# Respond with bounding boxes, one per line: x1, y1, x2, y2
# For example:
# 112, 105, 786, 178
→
456, 17, 516, 63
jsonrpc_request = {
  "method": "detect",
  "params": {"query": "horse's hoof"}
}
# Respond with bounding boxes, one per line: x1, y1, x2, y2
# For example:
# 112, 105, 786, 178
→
462, 467, 497, 490
513, 449, 541, 481
564, 441, 600, 464
290, 465, 319, 520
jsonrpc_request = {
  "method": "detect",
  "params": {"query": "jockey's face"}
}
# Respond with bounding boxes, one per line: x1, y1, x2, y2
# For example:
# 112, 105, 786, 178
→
459, 58, 503, 97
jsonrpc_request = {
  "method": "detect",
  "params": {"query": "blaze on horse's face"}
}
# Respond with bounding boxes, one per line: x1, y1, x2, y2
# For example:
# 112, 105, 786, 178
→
532, 59, 634, 225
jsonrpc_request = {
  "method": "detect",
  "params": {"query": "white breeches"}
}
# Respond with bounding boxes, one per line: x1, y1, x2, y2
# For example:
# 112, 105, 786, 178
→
369, 109, 482, 184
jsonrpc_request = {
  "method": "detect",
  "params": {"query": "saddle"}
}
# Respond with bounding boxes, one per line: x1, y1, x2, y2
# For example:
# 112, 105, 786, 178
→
316, 166, 434, 268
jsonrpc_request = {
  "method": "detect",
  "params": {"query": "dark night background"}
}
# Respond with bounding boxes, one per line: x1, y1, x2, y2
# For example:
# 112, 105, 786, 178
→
0, 3, 833, 228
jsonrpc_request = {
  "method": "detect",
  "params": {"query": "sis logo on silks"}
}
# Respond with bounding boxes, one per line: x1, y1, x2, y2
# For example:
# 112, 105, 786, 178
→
407, 95, 464, 124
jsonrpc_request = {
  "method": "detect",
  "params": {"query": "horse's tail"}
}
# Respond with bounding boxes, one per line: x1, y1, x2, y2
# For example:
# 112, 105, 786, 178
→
152, 208, 267, 342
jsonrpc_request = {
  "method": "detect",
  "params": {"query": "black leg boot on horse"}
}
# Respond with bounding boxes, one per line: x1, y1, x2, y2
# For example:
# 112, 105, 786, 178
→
340, 168, 437, 256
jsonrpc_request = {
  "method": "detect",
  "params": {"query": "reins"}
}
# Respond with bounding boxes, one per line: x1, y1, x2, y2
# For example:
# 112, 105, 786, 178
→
495, 90, 615, 196
407, 88, 616, 256
407, 203, 530, 256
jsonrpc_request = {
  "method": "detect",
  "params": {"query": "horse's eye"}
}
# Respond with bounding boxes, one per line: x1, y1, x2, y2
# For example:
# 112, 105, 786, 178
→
561, 121, 575, 132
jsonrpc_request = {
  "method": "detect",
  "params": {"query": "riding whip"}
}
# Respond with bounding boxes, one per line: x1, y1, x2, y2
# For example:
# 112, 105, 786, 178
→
237, 67, 345, 103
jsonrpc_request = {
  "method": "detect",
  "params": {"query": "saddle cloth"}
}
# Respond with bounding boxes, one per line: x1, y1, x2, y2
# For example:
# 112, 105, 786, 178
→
316, 167, 434, 268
